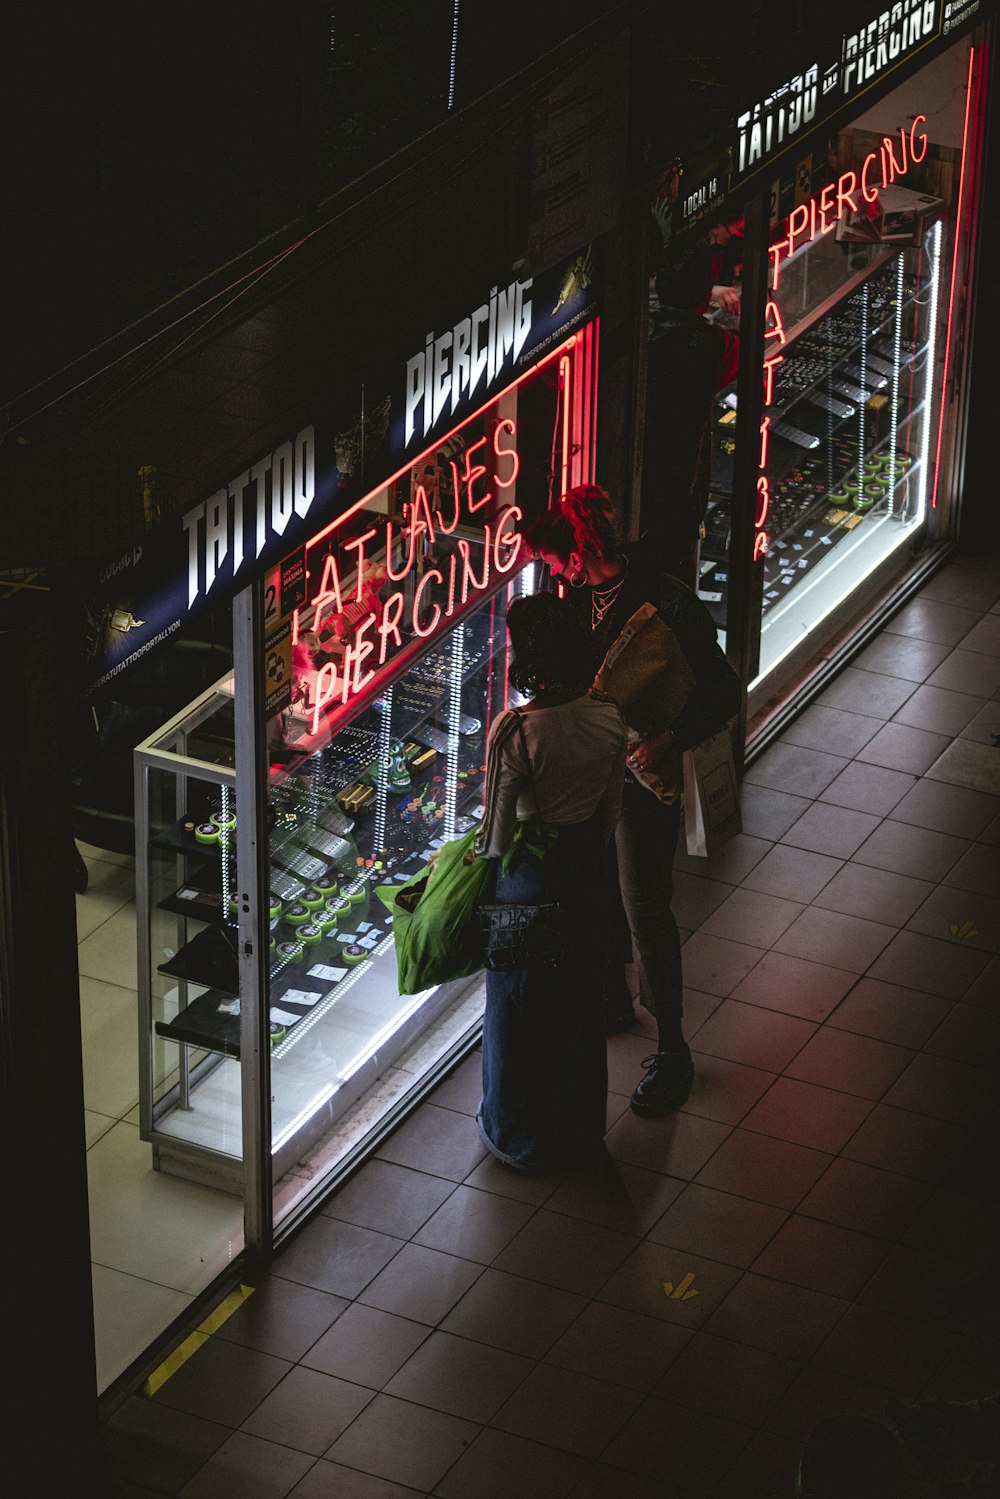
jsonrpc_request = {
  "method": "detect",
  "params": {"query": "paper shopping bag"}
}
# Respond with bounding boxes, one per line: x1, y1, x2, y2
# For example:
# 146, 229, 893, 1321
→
683, 727, 741, 857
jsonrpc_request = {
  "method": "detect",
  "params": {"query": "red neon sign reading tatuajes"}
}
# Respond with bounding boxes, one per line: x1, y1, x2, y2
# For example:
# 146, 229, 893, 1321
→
292, 420, 523, 735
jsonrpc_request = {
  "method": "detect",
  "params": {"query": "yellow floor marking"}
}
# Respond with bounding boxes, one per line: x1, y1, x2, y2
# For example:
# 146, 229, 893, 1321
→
142, 1284, 255, 1396
662, 1271, 699, 1300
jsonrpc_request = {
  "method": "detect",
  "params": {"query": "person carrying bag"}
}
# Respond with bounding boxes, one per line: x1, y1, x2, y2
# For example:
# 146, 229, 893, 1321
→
526, 485, 741, 1118
473, 593, 626, 1173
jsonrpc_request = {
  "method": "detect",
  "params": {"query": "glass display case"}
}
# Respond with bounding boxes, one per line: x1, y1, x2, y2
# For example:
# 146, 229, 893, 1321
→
135, 583, 517, 1188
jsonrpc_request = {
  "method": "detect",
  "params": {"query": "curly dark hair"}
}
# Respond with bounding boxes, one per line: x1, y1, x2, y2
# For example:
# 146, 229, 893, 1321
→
506, 592, 595, 696
523, 484, 618, 565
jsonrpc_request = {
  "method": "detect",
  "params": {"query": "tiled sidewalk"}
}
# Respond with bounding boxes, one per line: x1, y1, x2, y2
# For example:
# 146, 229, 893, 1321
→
104, 550, 1000, 1498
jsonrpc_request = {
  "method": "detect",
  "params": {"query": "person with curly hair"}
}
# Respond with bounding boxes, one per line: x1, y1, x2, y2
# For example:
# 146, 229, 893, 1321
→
526, 485, 740, 1117
474, 592, 627, 1171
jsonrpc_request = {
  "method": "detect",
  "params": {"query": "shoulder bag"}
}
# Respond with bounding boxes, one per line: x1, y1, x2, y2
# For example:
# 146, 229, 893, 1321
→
477, 713, 566, 972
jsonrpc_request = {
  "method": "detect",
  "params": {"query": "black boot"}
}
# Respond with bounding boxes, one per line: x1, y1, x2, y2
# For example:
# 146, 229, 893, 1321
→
631, 1046, 694, 1116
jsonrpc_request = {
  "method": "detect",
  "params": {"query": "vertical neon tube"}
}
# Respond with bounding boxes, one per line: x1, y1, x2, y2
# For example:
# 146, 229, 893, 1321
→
918, 217, 943, 527
559, 355, 572, 496
932, 44, 976, 512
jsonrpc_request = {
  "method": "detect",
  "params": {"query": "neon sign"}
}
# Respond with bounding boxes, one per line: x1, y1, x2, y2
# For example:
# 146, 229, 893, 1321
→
291, 420, 524, 735
753, 113, 928, 565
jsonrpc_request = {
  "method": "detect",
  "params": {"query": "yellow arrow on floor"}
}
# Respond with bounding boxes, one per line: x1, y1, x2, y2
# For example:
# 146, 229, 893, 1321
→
662, 1272, 699, 1300
142, 1284, 255, 1396
949, 920, 979, 940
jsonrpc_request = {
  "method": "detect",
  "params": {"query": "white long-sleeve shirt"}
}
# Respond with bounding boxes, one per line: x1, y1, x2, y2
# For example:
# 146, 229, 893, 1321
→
475, 694, 627, 859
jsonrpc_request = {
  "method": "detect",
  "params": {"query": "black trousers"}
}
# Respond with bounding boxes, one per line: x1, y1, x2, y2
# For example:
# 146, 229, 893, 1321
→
606, 778, 684, 1024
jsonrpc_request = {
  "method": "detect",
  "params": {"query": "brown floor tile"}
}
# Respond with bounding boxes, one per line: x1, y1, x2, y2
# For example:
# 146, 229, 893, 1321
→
884, 596, 983, 646
274, 1217, 404, 1300
606, 1030, 662, 1097
827, 977, 952, 1048
682, 1052, 776, 1125
323, 1394, 480, 1492
179, 1431, 313, 1498
544, 1157, 685, 1236
730, 951, 856, 1021
923, 1002, 1000, 1067
818, 761, 917, 816
906, 884, 1000, 952
811, 863, 934, 925
461, 1154, 562, 1206
855, 1243, 973, 1327
962, 953, 1000, 1010
321, 1160, 456, 1239
902, 1185, 999, 1267
433, 1427, 590, 1499
797, 1157, 931, 1238
750, 1214, 890, 1298
739, 844, 843, 903
544, 1300, 692, 1392
716, 1428, 802, 1499
866, 931, 990, 1000
851, 818, 969, 881
783, 1027, 914, 1100
779, 703, 883, 755
673, 832, 772, 885
597, 1240, 742, 1328
670, 869, 734, 930
741, 1077, 873, 1153
815, 666, 916, 719
383, 1329, 533, 1423
700, 887, 805, 947
958, 613, 1000, 655
150, 1337, 291, 1428
705, 1273, 849, 1361
490, 1361, 641, 1458
413, 1185, 535, 1264
772, 906, 896, 973
214, 1276, 349, 1364
603, 1102, 733, 1180
893, 683, 989, 734
918, 559, 1000, 614
654, 1330, 800, 1427
376, 1103, 487, 1182
812, 1302, 959, 1396
647, 1182, 788, 1269
883, 1051, 998, 1125
301, 1304, 429, 1389
439, 1269, 587, 1358
959, 698, 1000, 746
763, 1363, 895, 1444
979, 809, 1000, 845
356, 1244, 483, 1326
739, 784, 813, 841
694, 1128, 831, 1210
102, 1396, 231, 1495
744, 742, 849, 798
841, 1103, 973, 1184
430, 1054, 484, 1116
690, 1000, 816, 1071
780, 801, 883, 858
941, 841, 1000, 895
491, 1208, 637, 1297
926, 646, 1000, 697
289, 1461, 423, 1496
677, 931, 767, 997
569, 1463, 673, 1498
240, 1366, 373, 1456
855, 719, 954, 775
888, 778, 1000, 838
599, 1396, 756, 1489
852, 632, 952, 682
